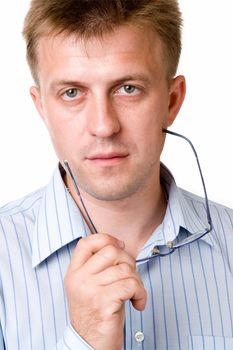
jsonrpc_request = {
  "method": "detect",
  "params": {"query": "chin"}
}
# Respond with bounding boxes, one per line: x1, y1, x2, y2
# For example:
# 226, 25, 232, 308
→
82, 179, 143, 202
84, 187, 129, 201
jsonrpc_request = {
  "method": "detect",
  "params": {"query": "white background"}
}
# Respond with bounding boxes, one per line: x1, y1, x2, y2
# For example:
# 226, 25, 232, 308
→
0, 1, 232, 207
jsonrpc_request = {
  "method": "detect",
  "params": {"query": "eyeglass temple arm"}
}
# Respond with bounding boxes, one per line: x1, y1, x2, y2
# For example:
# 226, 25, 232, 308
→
163, 128, 213, 230
63, 129, 213, 236
63, 160, 98, 234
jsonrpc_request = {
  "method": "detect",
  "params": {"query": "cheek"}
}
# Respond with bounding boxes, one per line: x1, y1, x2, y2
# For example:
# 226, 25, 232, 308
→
134, 106, 165, 141
132, 108, 166, 156
42, 102, 78, 142
129, 124, 163, 165
41, 110, 74, 158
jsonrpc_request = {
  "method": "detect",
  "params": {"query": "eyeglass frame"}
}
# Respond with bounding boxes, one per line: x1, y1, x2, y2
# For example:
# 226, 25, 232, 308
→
63, 128, 213, 263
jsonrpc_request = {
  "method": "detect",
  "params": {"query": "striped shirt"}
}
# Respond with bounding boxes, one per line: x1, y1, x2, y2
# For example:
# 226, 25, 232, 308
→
0, 163, 232, 350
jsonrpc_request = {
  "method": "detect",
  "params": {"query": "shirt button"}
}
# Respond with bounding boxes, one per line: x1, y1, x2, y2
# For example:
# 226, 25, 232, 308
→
135, 331, 145, 343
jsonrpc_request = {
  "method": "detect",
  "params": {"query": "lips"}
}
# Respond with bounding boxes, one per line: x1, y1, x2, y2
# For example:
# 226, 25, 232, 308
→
87, 152, 128, 160
86, 152, 129, 166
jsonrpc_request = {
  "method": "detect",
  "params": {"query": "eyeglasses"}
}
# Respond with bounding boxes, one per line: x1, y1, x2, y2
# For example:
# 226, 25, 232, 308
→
63, 129, 213, 263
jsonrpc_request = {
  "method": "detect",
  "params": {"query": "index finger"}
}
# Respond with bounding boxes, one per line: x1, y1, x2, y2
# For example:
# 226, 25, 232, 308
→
68, 233, 125, 271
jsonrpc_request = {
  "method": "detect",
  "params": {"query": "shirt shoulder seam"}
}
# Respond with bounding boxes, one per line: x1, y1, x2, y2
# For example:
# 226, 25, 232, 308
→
0, 188, 45, 218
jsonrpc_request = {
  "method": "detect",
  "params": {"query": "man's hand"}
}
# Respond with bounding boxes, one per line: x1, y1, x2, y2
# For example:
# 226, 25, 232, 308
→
64, 233, 147, 350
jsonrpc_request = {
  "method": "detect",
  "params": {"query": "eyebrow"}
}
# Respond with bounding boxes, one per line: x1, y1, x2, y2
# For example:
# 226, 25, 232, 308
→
49, 74, 151, 91
111, 74, 151, 86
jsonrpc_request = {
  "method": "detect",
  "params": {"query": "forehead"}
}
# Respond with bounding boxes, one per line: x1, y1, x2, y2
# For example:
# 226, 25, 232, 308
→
36, 25, 166, 84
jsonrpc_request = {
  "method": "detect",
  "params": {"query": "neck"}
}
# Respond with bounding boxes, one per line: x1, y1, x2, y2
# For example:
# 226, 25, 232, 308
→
66, 174, 167, 259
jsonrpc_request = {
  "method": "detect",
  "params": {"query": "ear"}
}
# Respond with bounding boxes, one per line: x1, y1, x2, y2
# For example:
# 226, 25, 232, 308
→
166, 75, 186, 128
30, 86, 46, 123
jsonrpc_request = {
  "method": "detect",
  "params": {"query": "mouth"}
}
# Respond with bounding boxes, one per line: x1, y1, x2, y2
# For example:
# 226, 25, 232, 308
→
86, 152, 129, 166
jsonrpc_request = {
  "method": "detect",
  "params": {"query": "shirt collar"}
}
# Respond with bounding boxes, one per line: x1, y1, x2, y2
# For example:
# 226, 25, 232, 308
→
137, 164, 213, 261
32, 163, 213, 267
161, 163, 208, 238
32, 164, 89, 267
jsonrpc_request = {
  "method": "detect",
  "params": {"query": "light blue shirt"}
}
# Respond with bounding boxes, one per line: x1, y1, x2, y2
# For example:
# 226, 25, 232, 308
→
0, 164, 232, 349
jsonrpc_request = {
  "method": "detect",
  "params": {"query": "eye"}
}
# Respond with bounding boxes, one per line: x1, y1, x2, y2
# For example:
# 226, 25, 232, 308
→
117, 85, 139, 95
116, 84, 142, 96
123, 85, 136, 94
63, 88, 80, 100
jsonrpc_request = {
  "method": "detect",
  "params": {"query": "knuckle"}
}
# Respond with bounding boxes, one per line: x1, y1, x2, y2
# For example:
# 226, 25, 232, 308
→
118, 263, 132, 277
100, 244, 119, 260
97, 232, 111, 240
96, 232, 114, 243
128, 277, 139, 290
122, 277, 139, 294
78, 233, 116, 249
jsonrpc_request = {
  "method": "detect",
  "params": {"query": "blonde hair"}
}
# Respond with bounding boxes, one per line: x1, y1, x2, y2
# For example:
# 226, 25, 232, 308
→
23, 0, 183, 83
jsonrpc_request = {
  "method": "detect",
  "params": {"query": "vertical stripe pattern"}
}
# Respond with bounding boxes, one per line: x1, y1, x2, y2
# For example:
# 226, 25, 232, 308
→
0, 165, 233, 349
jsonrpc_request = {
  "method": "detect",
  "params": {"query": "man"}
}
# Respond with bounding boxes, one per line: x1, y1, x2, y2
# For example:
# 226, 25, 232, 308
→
0, 0, 232, 349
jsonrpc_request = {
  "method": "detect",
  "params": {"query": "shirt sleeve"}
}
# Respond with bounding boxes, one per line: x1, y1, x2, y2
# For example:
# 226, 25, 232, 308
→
56, 323, 94, 350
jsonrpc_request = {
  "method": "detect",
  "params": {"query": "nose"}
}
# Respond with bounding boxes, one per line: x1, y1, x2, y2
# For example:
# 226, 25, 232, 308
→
87, 95, 121, 138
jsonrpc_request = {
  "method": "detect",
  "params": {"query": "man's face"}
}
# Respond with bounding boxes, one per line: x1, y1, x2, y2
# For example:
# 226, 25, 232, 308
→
31, 25, 185, 201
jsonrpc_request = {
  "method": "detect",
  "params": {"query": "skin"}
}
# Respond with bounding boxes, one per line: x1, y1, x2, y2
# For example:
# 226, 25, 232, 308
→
30, 24, 186, 349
